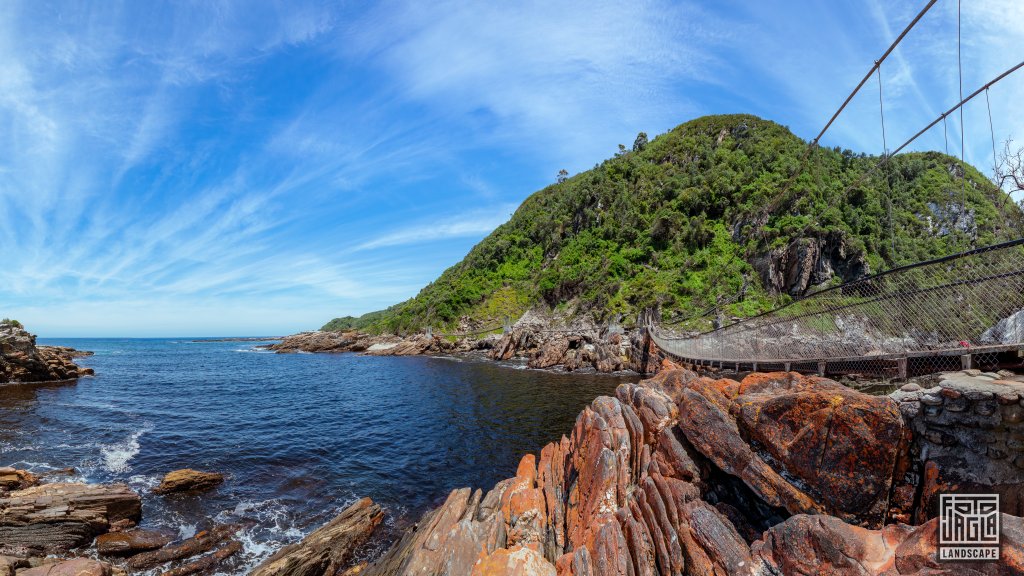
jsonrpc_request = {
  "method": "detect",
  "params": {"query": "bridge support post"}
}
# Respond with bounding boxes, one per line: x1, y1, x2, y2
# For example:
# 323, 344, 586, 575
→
961, 354, 972, 371
735, 362, 739, 373
817, 361, 826, 376
752, 362, 758, 372
897, 357, 908, 380
784, 362, 791, 372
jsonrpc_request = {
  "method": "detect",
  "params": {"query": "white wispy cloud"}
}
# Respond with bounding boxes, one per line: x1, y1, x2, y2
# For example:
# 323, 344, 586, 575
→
354, 204, 518, 251
339, 0, 724, 169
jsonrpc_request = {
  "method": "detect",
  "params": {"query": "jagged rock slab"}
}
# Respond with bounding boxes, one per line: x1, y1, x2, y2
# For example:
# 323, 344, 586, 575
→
126, 524, 240, 571
250, 498, 382, 576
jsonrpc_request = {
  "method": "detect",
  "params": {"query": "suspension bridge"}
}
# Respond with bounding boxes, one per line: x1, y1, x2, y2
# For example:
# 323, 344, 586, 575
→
649, 0, 1024, 378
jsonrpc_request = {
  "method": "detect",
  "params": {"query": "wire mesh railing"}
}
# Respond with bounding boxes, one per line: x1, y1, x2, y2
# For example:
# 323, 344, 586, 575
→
651, 239, 1024, 377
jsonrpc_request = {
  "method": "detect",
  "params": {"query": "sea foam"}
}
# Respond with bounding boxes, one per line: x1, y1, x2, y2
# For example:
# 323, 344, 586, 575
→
100, 425, 151, 474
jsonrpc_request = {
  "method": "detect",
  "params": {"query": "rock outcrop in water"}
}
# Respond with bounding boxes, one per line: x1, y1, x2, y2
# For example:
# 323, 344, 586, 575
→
0, 482, 142, 553
153, 469, 225, 495
95, 528, 174, 556
0, 321, 93, 383
360, 366, 1024, 575
268, 326, 642, 374
250, 498, 383, 576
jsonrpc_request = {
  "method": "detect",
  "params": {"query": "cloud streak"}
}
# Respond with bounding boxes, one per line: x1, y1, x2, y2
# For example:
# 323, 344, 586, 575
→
354, 204, 517, 251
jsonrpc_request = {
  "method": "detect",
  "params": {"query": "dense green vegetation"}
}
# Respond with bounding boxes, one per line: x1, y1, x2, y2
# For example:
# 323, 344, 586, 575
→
324, 114, 1022, 334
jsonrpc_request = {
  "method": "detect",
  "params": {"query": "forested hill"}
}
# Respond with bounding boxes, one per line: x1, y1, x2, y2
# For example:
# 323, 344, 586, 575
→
325, 114, 1022, 334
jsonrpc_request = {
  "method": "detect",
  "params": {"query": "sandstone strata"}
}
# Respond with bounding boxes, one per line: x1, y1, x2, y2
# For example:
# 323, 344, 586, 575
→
0, 482, 142, 553
0, 321, 93, 383
362, 368, 1024, 575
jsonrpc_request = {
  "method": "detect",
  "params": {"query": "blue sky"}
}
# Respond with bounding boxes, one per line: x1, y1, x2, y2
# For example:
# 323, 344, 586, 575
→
2, 0, 1022, 337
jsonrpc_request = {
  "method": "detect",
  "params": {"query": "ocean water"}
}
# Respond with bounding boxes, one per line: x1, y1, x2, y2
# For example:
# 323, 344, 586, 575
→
0, 338, 633, 572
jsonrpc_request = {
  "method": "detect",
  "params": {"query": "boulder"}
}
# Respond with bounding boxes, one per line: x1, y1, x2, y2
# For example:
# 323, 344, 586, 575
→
16, 558, 111, 576
754, 512, 1024, 575
676, 372, 903, 528
153, 469, 224, 494
895, 513, 1024, 575
0, 483, 141, 552
733, 372, 904, 527
675, 379, 822, 518
250, 498, 382, 576
0, 468, 38, 492
95, 528, 173, 556
753, 514, 911, 575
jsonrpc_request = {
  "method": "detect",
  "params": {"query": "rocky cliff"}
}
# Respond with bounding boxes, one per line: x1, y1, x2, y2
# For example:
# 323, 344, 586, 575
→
0, 321, 93, 383
356, 365, 1024, 575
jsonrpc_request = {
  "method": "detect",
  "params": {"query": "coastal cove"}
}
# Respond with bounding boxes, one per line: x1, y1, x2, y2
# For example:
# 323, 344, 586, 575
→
1, 338, 633, 572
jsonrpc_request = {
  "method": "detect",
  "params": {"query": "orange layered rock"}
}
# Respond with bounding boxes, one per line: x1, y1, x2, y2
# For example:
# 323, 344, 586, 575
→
365, 367, 1024, 575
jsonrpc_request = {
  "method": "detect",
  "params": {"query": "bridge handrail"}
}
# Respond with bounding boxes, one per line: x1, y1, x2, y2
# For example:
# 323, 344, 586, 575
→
651, 238, 1024, 372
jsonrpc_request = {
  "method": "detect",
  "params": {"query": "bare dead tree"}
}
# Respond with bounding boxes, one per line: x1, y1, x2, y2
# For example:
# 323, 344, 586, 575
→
993, 139, 1024, 235
995, 139, 1024, 193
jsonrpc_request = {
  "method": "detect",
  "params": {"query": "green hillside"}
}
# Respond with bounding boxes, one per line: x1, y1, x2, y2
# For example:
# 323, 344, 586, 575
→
325, 114, 1022, 334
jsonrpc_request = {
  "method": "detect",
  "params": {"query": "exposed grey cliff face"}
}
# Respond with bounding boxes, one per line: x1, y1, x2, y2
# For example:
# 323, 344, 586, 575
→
750, 232, 868, 297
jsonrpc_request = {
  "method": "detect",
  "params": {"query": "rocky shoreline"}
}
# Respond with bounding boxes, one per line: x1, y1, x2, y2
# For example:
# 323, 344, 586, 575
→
264, 312, 661, 375
6, 365, 1023, 574
0, 320, 93, 384
0, 466, 343, 576
343, 364, 1024, 575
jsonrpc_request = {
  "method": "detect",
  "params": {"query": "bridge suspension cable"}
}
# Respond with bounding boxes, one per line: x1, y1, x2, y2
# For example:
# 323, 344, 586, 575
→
957, 0, 967, 229
764, 0, 938, 214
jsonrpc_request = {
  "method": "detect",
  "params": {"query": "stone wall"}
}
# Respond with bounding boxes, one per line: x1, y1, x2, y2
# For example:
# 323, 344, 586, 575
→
889, 370, 1024, 521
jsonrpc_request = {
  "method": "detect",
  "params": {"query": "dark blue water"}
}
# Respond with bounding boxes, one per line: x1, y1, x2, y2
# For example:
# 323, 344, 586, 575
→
0, 339, 632, 571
